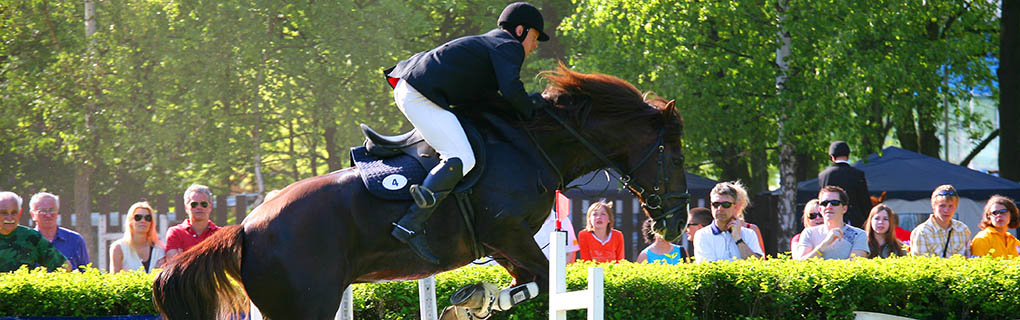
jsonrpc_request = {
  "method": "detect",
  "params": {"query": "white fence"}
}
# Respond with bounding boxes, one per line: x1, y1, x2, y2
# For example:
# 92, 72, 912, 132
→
549, 230, 604, 320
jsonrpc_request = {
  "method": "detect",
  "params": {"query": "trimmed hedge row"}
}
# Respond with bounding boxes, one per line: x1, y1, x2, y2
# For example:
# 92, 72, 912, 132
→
3, 257, 1019, 319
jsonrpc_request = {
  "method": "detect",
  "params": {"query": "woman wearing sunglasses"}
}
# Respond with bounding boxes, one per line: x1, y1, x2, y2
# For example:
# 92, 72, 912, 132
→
110, 201, 165, 272
791, 199, 823, 252
864, 204, 905, 258
970, 195, 1020, 258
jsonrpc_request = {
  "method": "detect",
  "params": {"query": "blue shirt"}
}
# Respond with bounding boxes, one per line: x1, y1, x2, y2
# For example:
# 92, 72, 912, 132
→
37, 227, 90, 270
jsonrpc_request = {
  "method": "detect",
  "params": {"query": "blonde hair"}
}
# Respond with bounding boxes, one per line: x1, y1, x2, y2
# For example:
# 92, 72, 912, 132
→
121, 201, 163, 250
802, 199, 821, 227
585, 201, 614, 231
710, 181, 750, 218
930, 184, 959, 205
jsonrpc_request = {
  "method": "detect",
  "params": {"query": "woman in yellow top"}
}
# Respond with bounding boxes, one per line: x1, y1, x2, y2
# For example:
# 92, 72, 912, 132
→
970, 195, 1020, 258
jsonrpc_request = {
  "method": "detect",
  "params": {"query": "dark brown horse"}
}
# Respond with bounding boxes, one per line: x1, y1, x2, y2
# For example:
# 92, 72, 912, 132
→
153, 64, 689, 319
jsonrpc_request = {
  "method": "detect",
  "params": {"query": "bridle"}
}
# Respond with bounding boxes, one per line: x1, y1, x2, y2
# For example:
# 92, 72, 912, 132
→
529, 107, 690, 225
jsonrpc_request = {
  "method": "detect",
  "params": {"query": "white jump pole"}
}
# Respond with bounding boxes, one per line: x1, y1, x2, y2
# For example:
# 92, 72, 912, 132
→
549, 231, 604, 320
336, 276, 437, 320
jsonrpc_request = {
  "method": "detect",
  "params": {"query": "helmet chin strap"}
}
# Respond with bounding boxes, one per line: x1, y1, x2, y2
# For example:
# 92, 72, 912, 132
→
501, 25, 528, 42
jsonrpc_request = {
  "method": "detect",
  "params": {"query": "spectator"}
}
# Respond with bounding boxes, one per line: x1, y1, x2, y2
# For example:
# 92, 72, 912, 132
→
694, 181, 763, 263
864, 204, 906, 258
818, 141, 872, 228
533, 209, 579, 263
795, 186, 869, 260
29, 192, 90, 270
110, 201, 166, 272
637, 218, 688, 264
684, 207, 712, 254
910, 185, 971, 257
0, 191, 69, 272
733, 199, 766, 254
970, 195, 1020, 258
577, 201, 625, 262
166, 184, 220, 260
791, 199, 823, 252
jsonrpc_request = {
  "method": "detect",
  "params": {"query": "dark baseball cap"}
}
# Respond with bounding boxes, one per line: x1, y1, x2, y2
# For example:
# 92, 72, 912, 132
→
829, 141, 851, 157
498, 2, 550, 42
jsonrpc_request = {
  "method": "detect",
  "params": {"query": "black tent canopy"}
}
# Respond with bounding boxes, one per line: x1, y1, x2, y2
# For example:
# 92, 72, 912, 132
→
782, 147, 1020, 203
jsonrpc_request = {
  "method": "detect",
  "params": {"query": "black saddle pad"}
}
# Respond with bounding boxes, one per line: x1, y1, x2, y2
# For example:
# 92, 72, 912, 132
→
350, 146, 428, 200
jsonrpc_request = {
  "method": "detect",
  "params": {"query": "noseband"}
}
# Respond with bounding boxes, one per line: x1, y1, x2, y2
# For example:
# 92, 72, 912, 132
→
533, 108, 690, 225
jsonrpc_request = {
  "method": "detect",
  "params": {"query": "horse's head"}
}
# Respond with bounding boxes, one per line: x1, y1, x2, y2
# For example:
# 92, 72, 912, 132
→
538, 63, 689, 242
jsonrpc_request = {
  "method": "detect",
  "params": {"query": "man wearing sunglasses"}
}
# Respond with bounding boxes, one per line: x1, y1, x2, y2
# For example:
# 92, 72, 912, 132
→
0, 191, 70, 273
30, 192, 90, 270
909, 185, 971, 257
794, 186, 869, 260
818, 141, 872, 228
693, 181, 763, 263
166, 184, 220, 261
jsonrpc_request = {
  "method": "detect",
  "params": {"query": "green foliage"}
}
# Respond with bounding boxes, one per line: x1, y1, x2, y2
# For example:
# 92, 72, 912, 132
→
3, 257, 1018, 319
0, 266, 157, 317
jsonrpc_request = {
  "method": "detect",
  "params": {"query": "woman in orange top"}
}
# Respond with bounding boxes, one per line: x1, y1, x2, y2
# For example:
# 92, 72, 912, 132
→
577, 201, 625, 262
970, 195, 1020, 258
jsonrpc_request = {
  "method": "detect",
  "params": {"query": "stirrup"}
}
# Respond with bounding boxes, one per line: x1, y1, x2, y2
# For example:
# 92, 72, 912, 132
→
410, 185, 438, 208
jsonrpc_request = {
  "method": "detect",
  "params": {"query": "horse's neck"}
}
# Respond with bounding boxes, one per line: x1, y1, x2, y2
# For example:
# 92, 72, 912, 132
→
532, 131, 622, 184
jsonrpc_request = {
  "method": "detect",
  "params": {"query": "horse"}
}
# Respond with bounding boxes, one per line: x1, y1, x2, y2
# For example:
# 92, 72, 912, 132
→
152, 63, 690, 319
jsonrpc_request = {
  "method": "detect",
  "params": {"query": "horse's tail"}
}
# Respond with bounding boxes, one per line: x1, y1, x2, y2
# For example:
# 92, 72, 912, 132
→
153, 225, 247, 320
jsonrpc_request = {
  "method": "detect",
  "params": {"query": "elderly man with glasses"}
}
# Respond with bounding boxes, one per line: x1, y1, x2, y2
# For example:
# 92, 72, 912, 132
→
1, 191, 70, 273
910, 185, 972, 257
165, 184, 220, 260
30, 192, 90, 270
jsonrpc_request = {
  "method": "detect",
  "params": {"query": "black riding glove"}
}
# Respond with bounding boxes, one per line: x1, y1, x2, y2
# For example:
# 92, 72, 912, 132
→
525, 93, 552, 120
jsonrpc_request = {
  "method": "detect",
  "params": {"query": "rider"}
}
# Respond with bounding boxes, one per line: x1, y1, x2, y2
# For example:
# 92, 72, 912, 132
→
384, 2, 551, 264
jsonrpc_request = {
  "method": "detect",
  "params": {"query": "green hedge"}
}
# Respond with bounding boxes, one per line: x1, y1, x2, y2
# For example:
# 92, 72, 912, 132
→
3, 257, 1019, 319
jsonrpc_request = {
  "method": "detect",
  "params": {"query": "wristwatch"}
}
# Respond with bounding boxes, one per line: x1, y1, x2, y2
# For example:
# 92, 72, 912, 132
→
735, 238, 745, 245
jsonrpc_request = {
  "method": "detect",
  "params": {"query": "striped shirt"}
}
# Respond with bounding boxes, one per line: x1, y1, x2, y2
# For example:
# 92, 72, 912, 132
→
909, 217, 971, 257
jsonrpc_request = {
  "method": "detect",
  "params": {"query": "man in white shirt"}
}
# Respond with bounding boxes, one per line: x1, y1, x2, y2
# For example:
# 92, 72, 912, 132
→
795, 185, 869, 260
694, 181, 763, 263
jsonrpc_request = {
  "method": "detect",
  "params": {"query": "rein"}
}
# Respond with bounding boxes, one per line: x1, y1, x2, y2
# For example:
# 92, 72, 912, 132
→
528, 107, 690, 224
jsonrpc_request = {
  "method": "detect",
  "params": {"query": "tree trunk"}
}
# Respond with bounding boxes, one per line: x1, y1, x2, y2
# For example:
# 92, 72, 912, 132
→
323, 123, 343, 171
1000, 0, 1020, 181
917, 102, 942, 158
895, 111, 920, 153
749, 147, 769, 196
775, 0, 798, 253
75, 0, 99, 264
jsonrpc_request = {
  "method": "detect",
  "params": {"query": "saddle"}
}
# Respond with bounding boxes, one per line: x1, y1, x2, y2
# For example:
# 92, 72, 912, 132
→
349, 120, 487, 200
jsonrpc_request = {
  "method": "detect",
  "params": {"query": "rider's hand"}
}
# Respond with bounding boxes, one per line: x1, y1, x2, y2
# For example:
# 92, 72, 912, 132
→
528, 93, 552, 118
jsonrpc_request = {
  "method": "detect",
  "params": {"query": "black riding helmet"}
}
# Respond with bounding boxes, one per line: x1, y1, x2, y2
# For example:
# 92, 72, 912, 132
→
497, 2, 550, 42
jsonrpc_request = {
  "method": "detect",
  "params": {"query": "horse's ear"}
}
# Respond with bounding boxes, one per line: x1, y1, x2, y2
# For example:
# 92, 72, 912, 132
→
665, 100, 677, 116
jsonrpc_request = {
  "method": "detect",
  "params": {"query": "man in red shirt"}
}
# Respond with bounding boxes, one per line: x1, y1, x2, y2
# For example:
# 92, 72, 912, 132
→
165, 184, 219, 260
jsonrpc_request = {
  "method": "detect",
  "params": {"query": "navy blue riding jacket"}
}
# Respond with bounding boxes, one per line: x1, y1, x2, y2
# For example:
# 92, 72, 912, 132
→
385, 29, 534, 117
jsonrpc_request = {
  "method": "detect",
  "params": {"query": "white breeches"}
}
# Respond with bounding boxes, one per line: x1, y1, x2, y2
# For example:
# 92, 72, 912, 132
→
393, 79, 476, 176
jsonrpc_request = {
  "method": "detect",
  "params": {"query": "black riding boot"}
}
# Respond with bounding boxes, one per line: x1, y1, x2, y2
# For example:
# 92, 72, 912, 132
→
392, 158, 464, 264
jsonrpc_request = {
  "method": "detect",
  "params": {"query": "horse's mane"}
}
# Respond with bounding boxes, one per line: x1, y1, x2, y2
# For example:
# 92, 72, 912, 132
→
527, 62, 683, 144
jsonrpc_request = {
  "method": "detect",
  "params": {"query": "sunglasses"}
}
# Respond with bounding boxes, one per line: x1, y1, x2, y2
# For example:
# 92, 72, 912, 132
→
686, 222, 705, 228
936, 190, 958, 198
711, 201, 734, 209
819, 200, 844, 207
990, 208, 1009, 216
190, 201, 209, 209
808, 212, 822, 219
133, 214, 153, 222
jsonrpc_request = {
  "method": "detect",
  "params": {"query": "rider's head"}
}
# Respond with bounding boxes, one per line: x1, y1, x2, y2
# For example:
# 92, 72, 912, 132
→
498, 2, 550, 56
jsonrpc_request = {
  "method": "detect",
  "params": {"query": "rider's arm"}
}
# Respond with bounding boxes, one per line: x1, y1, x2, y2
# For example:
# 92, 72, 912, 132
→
489, 42, 537, 118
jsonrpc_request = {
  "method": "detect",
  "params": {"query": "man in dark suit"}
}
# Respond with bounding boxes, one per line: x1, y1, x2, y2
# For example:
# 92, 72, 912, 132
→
818, 141, 872, 228
383, 2, 551, 264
